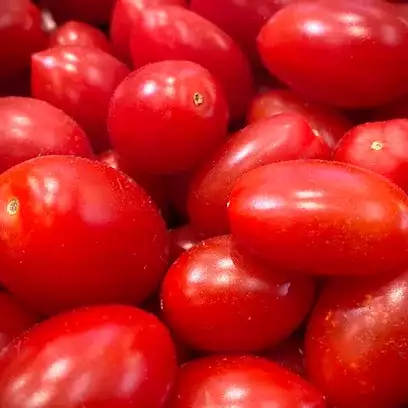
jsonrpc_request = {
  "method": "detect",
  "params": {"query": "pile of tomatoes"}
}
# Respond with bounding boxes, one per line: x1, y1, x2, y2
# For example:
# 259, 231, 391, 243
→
2, 0, 408, 407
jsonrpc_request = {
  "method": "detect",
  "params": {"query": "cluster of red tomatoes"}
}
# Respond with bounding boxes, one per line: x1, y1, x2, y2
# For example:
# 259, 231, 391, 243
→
2, 0, 408, 407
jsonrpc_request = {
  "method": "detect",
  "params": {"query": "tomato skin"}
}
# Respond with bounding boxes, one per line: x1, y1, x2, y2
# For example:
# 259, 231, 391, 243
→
257, 1, 408, 108
129, 6, 254, 122
0, 305, 177, 408
161, 235, 316, 353
188, 113, 330, 236
229, 160, 408, 276
0, 156, 169, 315
108, 60, 228, 174
305, 270, 408, 408
166, 355, 326, 408
31, 46, 130, 153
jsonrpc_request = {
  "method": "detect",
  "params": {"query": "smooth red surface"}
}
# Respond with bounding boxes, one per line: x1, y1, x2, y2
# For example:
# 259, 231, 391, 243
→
129, 5, 254, 121
306, 270, 408, 407
31, 46, 130, 153
166, 355, 326, 408
161, 235, 316, 352
0, 305, 177, 407
0, 156, 169, 315
0, 97, 93, 174
247, 89, 352, 148
257, 1, 408, 108
188, 113, 330, 236
109, 60, 228, 174
229, 160, 408, 276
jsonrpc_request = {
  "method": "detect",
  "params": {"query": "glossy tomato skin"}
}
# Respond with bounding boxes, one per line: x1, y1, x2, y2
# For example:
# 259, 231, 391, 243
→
166, 355, 326, 408
0, 305, 177, 408
109, 60, 228, 174
0, 97, 93, 174
306, 270, 408, 407
229, 160, 408, 276
0, 156, 169, 315
129, 6, 254, 122
161, 235, 316, 353
188, 113, 330, 236
31, 46, 130, 153
247, 89, 352, 148
257, 1, 408, 108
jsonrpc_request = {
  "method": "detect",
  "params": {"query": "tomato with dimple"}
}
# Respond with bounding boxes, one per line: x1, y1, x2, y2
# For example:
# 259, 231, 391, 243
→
0, 156, 169, 315
166, 355, 326, 408
161, 235, 316, 353
257, 1, 408, 108
0, 305, 177, 408
229, 160, 408, 276
306, 269, 408, 407
188, 113, 329, 236
31, 46, 130, 153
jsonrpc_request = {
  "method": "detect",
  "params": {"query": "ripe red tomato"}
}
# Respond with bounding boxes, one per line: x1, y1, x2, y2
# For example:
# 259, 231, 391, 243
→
0, 305, 177, 408
257, 1, 408, 108
166, 355, 326, 408
188, 113, 330, 236
108, 60, 228, 174
306, 270, 408, 407
229, 160, 408, 276
161, 235, 316, 352
0, 97, 93, 174
247, 89, 352, 148
129, 5, 254, 121
31, 46, 130, 153
0, 156, 169, 315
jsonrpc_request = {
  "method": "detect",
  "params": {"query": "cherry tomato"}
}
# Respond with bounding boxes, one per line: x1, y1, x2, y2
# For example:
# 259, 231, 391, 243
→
166, 355, 326, 408
0, 304, 177, 407
257, 1, 408, 108
129, 5, 254, 122
0, 97, 93, 174
108, 60, 229, 174
31, 46, 130, 153
161, 235, 316, 353
247, 89, 352, 148
188, 113, 330, 236
229, 160, 408, 276
0, 156, 169, 315
306, 270, 408, 407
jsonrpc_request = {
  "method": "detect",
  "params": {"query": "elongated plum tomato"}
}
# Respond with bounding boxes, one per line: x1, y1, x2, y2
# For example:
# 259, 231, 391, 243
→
161, 235, 316, 352
0, 97, 93, 174
229, 160, 408, 276
31, 46, 130, 153
166, 355, 326, 408
188, 113, 330, 236
306, 270, 408, 407
257, 1, 408, 108
0, 156, 169, 315
0, 305, 177, 408
129, 5, 254, 122
108, 60, 228, 174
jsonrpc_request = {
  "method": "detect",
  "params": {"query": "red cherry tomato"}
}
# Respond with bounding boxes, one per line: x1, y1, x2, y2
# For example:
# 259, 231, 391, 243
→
306, 270, 408, 407
161, 235, 316, 353
108, 60, 229, 174
229, 160, 408, 276
0, 97, 93, 174
188, 113, 330, 236
31, 46, 130, 153
0, 156, 169, 315
166, 355, 326, 408
257, 1, 408, 108
129, 5, 254, 122
0, 305, 177, 408
247, 89, 352, 148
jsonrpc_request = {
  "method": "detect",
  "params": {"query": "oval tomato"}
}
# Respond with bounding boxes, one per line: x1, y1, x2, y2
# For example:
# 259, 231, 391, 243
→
229, 160, 408, 276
